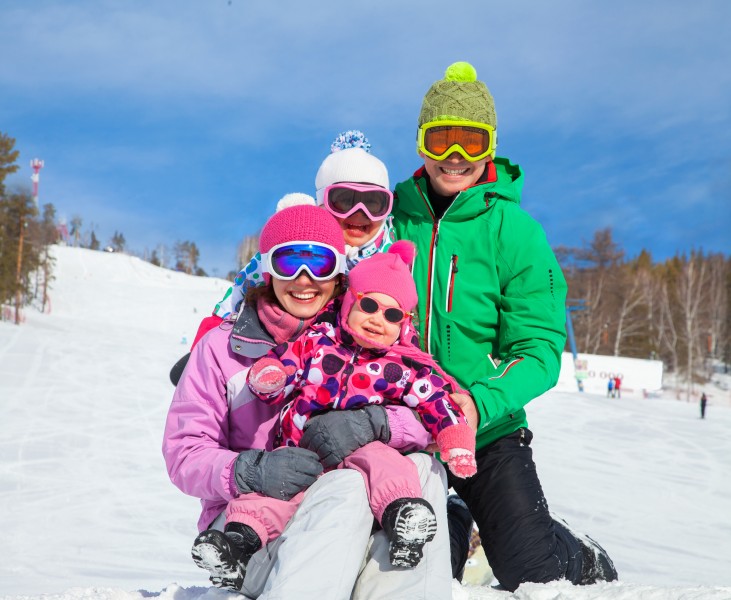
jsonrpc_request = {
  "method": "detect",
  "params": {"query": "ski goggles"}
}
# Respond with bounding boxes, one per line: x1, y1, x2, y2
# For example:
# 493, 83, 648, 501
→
320, 183, 393, 221
355, 292, 412, 324
417, 120, 496, 162
261, 241, 346, 281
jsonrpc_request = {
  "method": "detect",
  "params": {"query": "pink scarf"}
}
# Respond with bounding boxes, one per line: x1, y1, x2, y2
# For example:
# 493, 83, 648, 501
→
257, 296, 316, 345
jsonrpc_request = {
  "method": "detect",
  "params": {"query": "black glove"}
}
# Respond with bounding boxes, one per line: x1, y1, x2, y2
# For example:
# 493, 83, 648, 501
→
234, 447, 323, 501
299, 406, 391, 469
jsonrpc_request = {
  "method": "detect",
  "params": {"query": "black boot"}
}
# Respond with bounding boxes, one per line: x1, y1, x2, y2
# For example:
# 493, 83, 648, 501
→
577, 533, 618, 584
553, 516, 618, 585
446, 494, 474, 580
191, 523, 262, 590
381, 497, 437, 568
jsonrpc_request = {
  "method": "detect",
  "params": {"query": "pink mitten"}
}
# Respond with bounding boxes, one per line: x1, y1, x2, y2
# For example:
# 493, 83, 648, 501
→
248, 357, 289, 396
436, 424, 477, 479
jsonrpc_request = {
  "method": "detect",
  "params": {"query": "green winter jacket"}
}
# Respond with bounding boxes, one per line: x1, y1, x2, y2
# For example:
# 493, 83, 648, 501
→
392, 158, 568, 449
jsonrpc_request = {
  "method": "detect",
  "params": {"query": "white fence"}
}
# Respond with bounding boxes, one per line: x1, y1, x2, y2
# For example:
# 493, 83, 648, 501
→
554, 352, 664, 398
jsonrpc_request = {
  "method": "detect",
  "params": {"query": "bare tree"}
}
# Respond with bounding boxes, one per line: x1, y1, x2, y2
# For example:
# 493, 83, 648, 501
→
675, 252, 710, 401
69, 216, 83, 247
236, 234, 259, 269
706, 254, 729, 365
612, 263, 649, 356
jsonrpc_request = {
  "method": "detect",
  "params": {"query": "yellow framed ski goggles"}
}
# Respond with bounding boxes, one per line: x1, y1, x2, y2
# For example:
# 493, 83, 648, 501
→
417, 120, 496, 162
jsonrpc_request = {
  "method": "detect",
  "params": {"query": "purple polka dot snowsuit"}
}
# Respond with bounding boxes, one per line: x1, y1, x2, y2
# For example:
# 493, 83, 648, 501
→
263, 318, 467, 448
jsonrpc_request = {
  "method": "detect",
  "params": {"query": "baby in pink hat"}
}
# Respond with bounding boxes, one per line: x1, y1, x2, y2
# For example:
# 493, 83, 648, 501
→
230, 240, 477, 571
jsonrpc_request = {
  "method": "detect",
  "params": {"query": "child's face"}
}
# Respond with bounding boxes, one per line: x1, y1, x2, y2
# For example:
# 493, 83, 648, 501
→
335, 213, 382, 247
422, 152, 489, 197
272, 273, 338, 319
347, 292, 402, 349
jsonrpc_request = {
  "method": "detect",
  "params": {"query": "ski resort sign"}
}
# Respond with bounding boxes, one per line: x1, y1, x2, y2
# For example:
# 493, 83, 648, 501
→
555, 352, 664, 398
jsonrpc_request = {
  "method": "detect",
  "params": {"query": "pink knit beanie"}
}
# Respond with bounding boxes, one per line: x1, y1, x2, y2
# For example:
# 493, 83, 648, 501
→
346, 241, 418, 311
259, 204, 346, 255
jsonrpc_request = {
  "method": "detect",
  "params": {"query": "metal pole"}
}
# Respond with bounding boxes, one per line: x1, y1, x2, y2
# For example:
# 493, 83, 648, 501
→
14, 213, 24, 325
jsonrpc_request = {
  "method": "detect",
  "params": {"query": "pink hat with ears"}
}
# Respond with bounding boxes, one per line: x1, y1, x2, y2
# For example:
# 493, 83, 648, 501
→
345, 241, 418, 311
340, 241, 418, 348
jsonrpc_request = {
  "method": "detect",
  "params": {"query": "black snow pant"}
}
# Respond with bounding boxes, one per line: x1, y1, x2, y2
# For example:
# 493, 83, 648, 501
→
448, 428, 582, 592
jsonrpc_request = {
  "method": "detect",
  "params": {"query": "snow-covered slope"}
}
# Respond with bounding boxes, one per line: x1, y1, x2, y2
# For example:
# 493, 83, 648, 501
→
1, 245, 730, 600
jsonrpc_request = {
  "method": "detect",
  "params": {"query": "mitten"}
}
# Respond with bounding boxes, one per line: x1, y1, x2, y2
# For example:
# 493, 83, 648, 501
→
436, 424, 477, 478
299, 405, 390, 468
234, 448, 323, 500
247, 357, 290, 396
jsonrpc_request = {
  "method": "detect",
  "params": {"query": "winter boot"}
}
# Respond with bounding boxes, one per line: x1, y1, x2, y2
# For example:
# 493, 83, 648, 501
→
553, 515, 618, 585
382, 497, 438, 568
191, 522, 262, 590
577, 533, 618, 584
446, 493, 473, 580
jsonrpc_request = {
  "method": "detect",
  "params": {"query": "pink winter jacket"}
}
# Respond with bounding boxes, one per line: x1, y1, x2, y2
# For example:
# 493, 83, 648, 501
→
162, 308, 432, 532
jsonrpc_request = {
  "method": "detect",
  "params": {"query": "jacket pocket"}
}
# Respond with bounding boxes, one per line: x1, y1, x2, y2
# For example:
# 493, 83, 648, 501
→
446, 254, 459, 313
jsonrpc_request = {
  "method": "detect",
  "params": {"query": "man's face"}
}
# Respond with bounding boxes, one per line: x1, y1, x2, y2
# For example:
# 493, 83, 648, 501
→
422, 152, 489, 197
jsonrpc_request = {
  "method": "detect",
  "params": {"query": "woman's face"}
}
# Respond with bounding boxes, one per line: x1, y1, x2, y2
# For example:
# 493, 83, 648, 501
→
335, 212, 382, 247
272, 272, 338, 319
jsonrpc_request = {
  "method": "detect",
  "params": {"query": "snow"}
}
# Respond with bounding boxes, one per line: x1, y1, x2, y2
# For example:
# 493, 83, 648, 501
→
1, 245, 730, 600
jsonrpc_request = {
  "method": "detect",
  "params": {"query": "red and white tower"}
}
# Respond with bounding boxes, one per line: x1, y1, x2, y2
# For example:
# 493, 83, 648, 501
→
30, 158, 44, 206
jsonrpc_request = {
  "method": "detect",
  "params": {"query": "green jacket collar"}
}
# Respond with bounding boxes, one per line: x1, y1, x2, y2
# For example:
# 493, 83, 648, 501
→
396, 157, 524, 221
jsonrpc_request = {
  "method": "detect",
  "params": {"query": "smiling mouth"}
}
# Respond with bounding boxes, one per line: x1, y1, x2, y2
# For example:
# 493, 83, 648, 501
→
440, 167, 469, 176
289, 291, 317, 301
362, 326, 382, 337
344, 221, 371, 232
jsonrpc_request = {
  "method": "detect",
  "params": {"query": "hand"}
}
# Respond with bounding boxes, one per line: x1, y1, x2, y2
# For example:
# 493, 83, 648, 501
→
248, 357, 291, 395
299, 406, 390, 469
450, 392, 479, 431
234, 447, 323, 500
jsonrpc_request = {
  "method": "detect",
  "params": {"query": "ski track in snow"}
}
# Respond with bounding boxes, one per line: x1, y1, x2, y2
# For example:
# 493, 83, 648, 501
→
1, 246, 730, 600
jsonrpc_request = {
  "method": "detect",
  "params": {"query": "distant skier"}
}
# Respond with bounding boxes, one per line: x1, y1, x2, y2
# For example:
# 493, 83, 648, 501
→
607, 377, 615, 398
700, 393, 708, 419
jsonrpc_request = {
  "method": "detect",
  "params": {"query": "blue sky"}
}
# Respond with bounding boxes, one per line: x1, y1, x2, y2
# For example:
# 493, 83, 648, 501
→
2, 1, 729, 277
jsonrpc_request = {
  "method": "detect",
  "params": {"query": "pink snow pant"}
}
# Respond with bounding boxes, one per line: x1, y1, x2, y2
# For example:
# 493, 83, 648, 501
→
225, 441, 421, 547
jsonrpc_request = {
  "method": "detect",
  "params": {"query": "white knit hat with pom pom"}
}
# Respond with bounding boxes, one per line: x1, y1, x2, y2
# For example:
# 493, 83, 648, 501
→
315, 130, 389, 204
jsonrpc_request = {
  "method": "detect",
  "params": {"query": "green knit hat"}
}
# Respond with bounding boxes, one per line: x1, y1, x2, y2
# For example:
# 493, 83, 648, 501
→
417, 62, 497, 129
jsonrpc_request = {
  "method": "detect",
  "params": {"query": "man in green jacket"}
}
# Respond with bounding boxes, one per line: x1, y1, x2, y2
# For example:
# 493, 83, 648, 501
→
391, 62, 618, 591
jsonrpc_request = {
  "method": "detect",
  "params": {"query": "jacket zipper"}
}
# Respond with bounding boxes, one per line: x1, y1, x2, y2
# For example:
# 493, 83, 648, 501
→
417, 185, 461, 355
446, 254, 458, 312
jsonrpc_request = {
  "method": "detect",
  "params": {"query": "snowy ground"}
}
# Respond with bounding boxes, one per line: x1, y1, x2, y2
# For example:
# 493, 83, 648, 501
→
1, 245, 730, 600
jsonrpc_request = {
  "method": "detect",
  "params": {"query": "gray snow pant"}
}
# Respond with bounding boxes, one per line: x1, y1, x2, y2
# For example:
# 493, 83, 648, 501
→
241, 453, 452, 600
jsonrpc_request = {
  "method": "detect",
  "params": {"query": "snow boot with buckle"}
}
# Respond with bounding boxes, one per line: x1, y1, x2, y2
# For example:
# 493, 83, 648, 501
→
191, 522, 262, 590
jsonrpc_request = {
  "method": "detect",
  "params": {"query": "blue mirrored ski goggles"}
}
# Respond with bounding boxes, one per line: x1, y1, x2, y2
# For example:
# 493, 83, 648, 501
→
261, 241, 346, 281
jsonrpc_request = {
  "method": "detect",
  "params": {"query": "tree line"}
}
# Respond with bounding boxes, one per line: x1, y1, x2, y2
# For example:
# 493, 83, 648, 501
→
557, 228, 730, 397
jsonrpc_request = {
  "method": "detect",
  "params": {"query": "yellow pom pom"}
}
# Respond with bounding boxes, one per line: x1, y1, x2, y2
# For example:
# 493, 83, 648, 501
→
444, 62, 477, 82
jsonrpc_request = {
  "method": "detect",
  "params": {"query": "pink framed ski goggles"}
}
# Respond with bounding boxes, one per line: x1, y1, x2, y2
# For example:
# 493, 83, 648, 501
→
319, 183, 393, 221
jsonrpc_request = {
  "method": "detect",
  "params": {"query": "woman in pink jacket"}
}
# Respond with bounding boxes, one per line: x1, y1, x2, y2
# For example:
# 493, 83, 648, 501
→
162, 202, 453, 599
